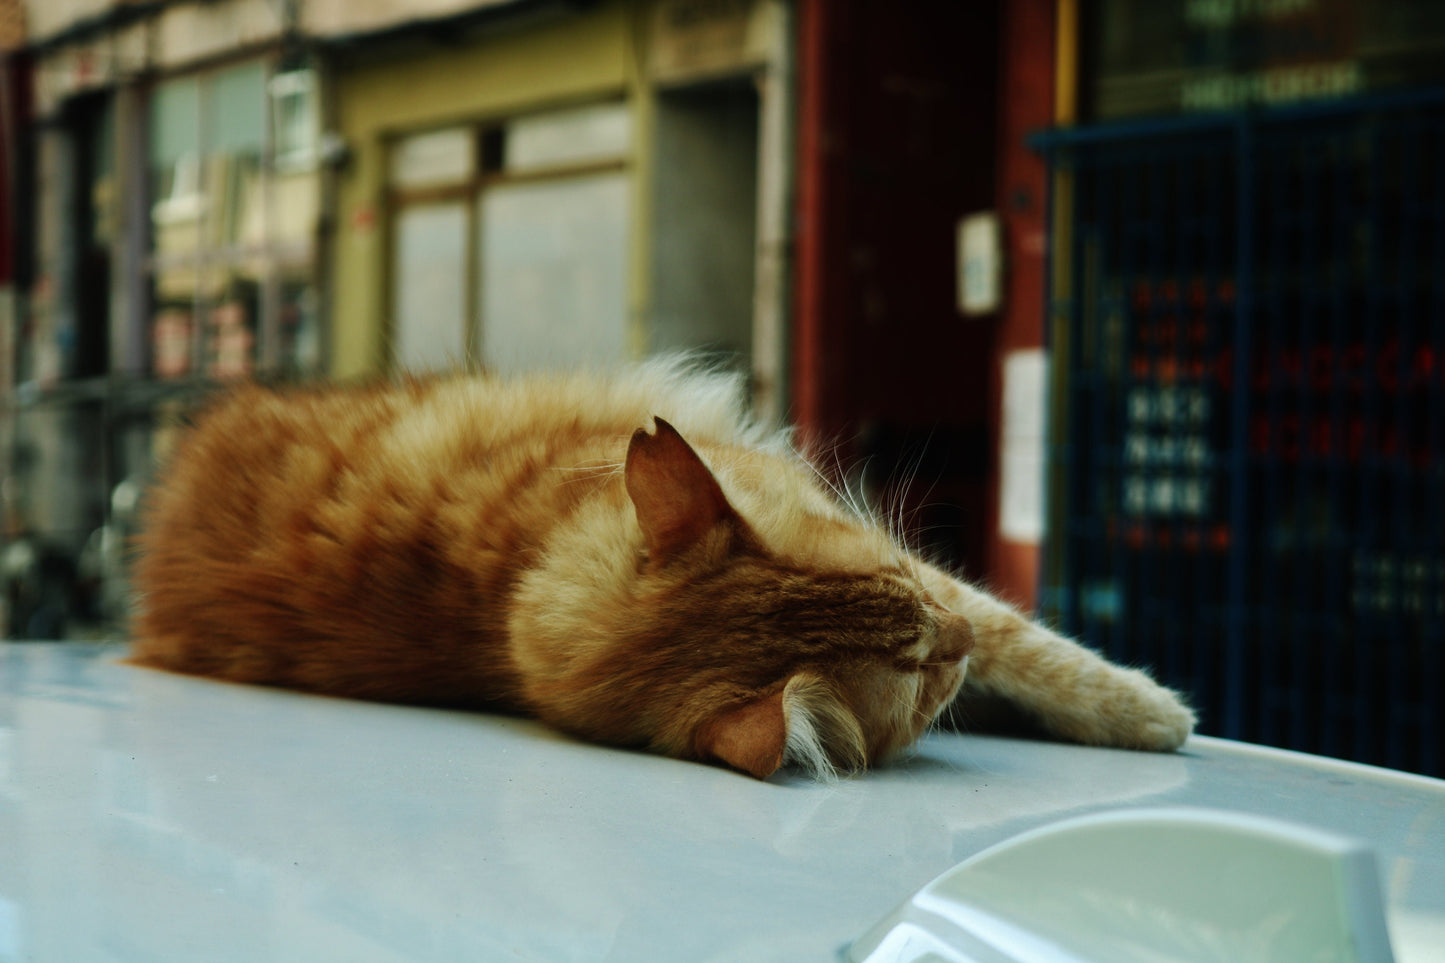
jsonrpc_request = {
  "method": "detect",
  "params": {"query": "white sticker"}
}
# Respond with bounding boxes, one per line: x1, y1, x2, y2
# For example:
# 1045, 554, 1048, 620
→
999, 348, 1048, 542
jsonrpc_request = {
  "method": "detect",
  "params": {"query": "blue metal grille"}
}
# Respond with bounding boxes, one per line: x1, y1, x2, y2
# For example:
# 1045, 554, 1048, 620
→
1036, 90, 1445, 777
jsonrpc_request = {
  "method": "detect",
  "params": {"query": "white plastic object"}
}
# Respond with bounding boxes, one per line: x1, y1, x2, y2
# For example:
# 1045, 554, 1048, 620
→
848, 807, 1395, 963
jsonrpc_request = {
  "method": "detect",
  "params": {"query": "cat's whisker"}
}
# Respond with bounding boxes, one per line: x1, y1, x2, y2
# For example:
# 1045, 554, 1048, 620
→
824, 462, 858, 519
552, 462, 625, 472
833, 448, 876, 525
805, 450, 847, 510
904, 698, 935, 723
550, 462, 627, 488
892, 446, 941, 553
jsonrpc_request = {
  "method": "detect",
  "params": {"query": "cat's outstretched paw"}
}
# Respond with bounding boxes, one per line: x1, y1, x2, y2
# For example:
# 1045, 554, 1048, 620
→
1097, 668, 1195, 751
1128, 693, 1196, 751
1047, 667, 1196, 752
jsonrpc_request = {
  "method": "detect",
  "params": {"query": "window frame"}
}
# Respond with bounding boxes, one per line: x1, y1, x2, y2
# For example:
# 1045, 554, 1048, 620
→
384, 99, 633, 372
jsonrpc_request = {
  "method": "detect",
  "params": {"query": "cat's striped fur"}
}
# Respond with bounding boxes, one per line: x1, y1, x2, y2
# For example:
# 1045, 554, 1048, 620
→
131, 358, 1193, 778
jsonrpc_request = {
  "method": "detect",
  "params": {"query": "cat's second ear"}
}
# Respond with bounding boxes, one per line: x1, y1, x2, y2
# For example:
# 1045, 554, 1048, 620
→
697, 675, 863, 779
625, 417, 739, 563
696, 690, 787, 779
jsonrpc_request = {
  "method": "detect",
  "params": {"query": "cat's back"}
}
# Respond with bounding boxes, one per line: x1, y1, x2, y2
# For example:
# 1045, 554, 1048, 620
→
147, 358, 765, 537
143, 377, 425, 534
391, 359, 773, 453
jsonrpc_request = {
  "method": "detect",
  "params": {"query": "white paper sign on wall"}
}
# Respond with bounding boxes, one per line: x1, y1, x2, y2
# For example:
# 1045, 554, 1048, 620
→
957, 211, 1003, 317
999, 348, 1048, 543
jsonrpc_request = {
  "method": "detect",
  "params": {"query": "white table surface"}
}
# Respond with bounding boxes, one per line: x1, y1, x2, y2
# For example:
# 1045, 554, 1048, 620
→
2, 641, 1442, 962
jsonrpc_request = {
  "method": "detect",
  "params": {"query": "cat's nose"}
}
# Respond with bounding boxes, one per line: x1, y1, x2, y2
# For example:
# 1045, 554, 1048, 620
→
937, 612, 974, 662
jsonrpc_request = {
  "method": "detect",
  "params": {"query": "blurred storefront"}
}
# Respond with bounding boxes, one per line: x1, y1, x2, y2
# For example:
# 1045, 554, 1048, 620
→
789, 0, 1006, 588
326, 0, 790, 401
0, 0, 1062, 681
1037, 0, 1445, 776
2, 0, 333, 637
0, 0, 795, 637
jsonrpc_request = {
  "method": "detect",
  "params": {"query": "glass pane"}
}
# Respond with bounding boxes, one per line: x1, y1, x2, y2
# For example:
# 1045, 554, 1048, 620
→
92, 98, 117, 246
149, 76, 200, 168
95, 419, 158, 626
150, 77, 202, 256
206, 63, 265, 251
150, 305, 194, 379
6, 403, 108, 637
392, 203, 469, 372
151, 154, 202, 260
479, 172, 630, 373
27, 132, 67, 385
504, 102, 631, 172
205, 269, 258, 380
266, 168, 320, 251
153, 256, 200, 303
206, 150, 263, 252
270, 67, 318, 170
208, 61, 266, 154
277, 265, 322, 374
223, 153, 270, 253
391, 128, 474, 189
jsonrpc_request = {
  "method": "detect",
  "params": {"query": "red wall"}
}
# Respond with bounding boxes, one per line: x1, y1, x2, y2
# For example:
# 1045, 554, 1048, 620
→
794, 0, 1002, 577
985, 0, 1057, 610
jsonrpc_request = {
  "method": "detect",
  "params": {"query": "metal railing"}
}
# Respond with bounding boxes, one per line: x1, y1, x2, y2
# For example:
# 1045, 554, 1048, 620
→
1035, 88, 1445, 777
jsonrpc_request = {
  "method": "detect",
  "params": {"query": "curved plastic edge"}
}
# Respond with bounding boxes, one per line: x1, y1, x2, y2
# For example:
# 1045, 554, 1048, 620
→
846, 806, 1395, 963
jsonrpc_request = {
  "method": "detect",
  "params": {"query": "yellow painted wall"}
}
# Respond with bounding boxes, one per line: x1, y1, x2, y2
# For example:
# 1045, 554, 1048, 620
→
328, 0, 646, 379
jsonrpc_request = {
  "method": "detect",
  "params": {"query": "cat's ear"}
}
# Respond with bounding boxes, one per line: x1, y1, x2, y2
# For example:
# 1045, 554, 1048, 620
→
698, 676, 865, 779
696, 690, 788, 779
625, 417, 738, 563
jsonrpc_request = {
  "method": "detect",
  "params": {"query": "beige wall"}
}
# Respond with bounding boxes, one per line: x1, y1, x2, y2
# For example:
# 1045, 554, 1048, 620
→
29, 0, 287, 115
21, 0, 112, 45
302, 0, 518, 38
24, 0, 517, 47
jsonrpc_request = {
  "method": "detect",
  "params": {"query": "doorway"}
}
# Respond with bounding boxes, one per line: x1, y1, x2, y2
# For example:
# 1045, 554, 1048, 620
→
650, 80, 760, 367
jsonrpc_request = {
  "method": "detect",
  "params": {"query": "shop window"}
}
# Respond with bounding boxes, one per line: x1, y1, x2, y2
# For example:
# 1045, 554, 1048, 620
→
149, 78, 202, 259
392, 203, 469, 372
24, 95, 116, 386
146, 59, 321, 380
479, 172, 630, 372
270, 67, 320, 172
1, 61, 326, 639
391, 128, 475, 189
387, 101, 632, 375
503, 101, 632, 171
5, 95, 119, 638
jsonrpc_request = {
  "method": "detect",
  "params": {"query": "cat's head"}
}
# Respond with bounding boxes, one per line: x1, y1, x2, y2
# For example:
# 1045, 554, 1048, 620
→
592, 417, 974, 780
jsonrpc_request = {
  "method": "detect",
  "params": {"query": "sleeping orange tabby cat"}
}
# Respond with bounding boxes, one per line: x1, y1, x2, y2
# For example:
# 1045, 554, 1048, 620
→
131, 358, 1194, 779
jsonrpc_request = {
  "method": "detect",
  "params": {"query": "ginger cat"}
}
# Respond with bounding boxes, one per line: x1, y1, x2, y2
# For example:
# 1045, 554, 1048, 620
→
130, 359, 1194, 779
